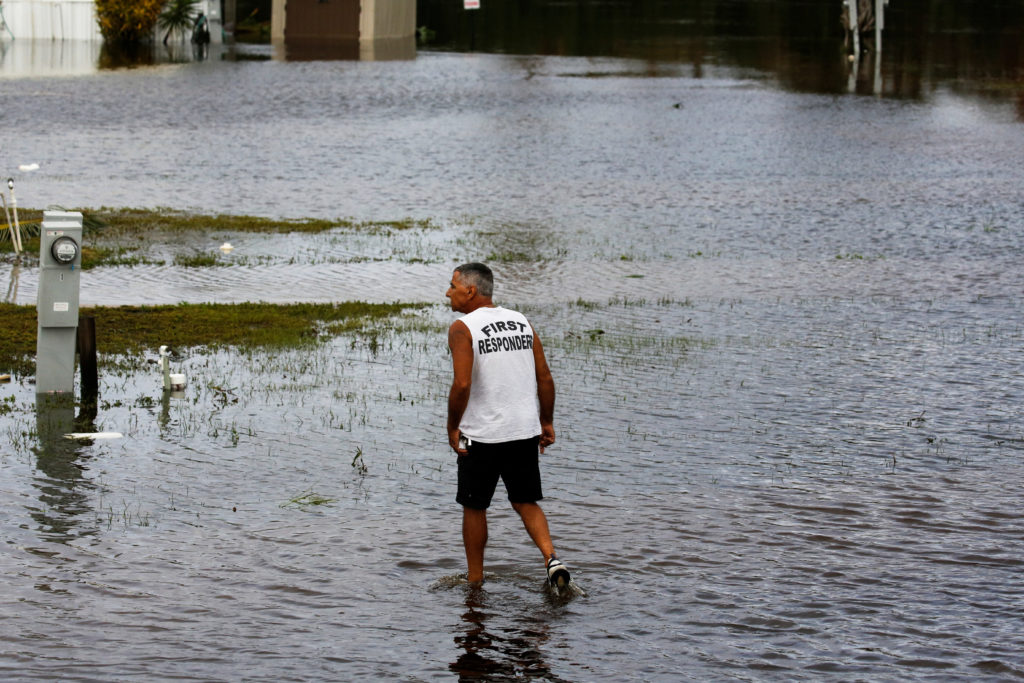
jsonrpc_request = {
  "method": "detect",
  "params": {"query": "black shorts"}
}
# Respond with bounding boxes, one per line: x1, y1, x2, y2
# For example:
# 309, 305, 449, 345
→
456, 436, 543, 510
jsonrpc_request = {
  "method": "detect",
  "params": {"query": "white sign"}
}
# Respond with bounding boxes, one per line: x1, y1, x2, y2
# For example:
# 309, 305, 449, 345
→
53, 302, 69, 312
464, 0, 480, 9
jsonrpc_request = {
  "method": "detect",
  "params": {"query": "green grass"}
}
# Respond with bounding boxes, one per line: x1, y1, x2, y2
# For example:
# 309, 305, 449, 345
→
281, 491, 338, 509
84, 207, 344, 235
0, 208, 42, 255
174, 252, 222, 267
86, 207, 435, 235
0, 301, 429, 377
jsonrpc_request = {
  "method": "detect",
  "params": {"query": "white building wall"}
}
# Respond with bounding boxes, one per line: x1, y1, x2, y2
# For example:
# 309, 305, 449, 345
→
0, 0, 223, 44
2, 0, 103, 41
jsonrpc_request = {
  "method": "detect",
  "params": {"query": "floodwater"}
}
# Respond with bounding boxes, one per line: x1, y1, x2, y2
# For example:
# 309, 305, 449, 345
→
2, 0, 1024, 680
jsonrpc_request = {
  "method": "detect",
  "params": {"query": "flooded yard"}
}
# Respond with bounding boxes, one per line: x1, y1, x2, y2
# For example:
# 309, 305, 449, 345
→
2, 1, 1024, 679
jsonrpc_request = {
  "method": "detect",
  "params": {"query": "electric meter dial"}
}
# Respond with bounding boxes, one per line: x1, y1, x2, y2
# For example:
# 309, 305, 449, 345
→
51, 236, 79, 265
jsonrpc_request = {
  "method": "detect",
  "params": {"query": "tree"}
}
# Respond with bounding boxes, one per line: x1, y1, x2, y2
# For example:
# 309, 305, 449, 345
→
159, 0, 201, 45
95, 0, 164, 44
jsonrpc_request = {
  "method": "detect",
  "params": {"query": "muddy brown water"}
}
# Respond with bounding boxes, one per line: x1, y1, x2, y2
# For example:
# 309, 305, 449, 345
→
2, 3, 1024, 679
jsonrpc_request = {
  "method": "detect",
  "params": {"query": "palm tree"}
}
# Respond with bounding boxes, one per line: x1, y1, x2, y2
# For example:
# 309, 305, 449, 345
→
159, 0, 200, 45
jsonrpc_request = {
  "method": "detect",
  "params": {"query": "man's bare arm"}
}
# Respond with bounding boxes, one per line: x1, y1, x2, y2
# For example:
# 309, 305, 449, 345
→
532, 329, 556, 453
447, 320, 474, 454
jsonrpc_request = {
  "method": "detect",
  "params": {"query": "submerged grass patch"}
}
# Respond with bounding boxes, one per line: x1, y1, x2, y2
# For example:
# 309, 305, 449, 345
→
469, 223, 568, 263
174, 252, 223, 268
1, 207, 437, 266
83, 207, 435, 236
281, 491, 338, 509
0, 301, 428, 377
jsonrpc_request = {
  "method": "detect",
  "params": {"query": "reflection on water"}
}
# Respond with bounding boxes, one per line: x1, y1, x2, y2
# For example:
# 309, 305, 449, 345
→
274, 36, 416, 62
158, 386, 187, 431
451, 586, 568, 682
0, 38, 215, 76
32, 394, 96, 543
4, 261, 20, 303
0, 38, 103, 77
0, 34, 414, 75
1, 0, 1020, 101
418, 0, 1024, 100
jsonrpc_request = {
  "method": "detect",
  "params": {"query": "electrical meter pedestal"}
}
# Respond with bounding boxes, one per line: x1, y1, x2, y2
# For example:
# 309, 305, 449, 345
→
36, 211, 84, 394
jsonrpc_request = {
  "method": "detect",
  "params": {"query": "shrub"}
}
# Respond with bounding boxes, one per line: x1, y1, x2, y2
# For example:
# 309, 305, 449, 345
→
95, 0, 164, 43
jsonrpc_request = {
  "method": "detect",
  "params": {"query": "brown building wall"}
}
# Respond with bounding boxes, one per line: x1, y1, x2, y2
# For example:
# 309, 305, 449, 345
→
284, 0, 360, 41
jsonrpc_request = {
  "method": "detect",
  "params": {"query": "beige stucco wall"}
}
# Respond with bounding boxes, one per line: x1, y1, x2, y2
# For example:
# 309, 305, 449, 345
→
272, 0, 415, 44
270, 0, 286, 43
360, 0, 415, 41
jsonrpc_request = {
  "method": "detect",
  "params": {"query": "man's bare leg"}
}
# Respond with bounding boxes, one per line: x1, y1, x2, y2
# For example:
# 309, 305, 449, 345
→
463, 507, 488, 584
511, 501, 556, 562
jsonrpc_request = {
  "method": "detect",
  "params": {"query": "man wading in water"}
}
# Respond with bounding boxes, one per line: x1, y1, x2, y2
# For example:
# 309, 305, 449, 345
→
445, 262, 571, 588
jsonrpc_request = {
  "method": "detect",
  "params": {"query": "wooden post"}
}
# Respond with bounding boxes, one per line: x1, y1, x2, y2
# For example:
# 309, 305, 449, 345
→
77, 316, 98, 403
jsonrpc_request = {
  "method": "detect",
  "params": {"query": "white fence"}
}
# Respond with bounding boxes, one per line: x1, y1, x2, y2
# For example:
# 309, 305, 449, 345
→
0, 0, 223, 42
1, 0, 102, 41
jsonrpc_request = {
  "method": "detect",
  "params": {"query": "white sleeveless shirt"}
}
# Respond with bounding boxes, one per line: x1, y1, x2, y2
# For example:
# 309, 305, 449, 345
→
457, 306, 541, 443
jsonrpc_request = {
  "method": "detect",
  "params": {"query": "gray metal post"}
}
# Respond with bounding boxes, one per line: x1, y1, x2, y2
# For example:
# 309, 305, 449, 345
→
36, 211, 83, 395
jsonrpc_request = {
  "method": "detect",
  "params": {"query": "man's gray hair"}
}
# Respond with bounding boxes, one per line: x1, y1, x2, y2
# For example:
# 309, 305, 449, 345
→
455, 262, 494, 298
